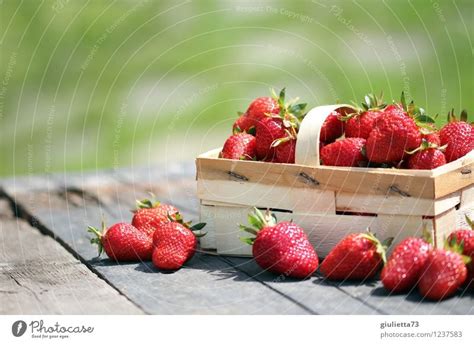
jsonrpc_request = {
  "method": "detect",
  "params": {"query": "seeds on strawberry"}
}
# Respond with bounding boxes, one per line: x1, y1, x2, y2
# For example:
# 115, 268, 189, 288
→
320, 110, 344, 143
241, 208, 318, 279
232, 114, 256, 135
342, 93, 388, 140
220, 133, 256, 160
381, 237, 432, 293
439, 109, 474, 162
152, 216, 206, 271
245, 96, 279, 123
132, 198, 179, 237
320, 138, 366, 167
320, 231, 391, 281
87, 222, 153, 261
418, 248, 467, 300
406, 140, 447, 170
366, 111, 422, 164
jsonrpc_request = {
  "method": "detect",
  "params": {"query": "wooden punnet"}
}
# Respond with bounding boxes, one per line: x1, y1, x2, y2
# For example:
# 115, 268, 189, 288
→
196, 105, 474, 257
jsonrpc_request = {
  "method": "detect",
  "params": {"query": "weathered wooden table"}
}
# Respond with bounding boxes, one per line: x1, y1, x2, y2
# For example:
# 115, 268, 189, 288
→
1, 163, 472, 315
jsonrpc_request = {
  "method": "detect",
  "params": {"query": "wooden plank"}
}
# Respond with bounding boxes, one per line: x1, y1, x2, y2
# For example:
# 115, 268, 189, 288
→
0, 198, 142, 315
224, 257, 380, 315
196, 156, 437, 199
433, 151, 474, 198
336, 191, 461, 216
432, 209, 457, 248
6, 187, 313, 314
198, 179, 336, 214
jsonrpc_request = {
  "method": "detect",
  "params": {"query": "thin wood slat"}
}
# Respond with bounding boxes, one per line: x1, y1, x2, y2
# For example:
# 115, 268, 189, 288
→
0, 198, 142, 315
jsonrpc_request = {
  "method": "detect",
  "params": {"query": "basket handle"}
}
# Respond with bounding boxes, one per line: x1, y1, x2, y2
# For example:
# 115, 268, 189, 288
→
295, 104, 356, 166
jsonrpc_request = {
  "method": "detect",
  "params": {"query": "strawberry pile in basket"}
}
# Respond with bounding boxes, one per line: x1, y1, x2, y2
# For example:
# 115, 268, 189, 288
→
220, 89, 474, 169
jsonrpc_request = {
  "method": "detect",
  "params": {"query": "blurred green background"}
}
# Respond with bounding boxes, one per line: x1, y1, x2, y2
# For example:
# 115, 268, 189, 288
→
1, 0, 472, 176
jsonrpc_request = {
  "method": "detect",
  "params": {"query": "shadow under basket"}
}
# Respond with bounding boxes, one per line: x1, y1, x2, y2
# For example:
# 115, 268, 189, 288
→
195, 104, 474, 257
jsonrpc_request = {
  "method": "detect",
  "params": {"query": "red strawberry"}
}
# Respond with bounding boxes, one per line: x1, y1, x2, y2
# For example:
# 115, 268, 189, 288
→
274, 138, 296, 163
381, 237, 432, 293
406, 140, 446, 170
88, 222, 153, 261
320, 138, 366, 167
439, 109, 474, 162
343, 94, 387, 139
447, 216, 474, 289
245, 97, 279, 123
152, 218, 206, 270
420, 124, 441, 145
344, 110, 381, 139
254, 88, 306, 161
418, 248, 467, 300
447, 216, 474, 258
131, 198, 179, 237
320, 110, 344, 143
232, 114, 256, 135
220, 133, 256, 160
366, 111, 422, 164
241, 208, 318, 279
255, 117, 284, 161
319, 231, 391, 281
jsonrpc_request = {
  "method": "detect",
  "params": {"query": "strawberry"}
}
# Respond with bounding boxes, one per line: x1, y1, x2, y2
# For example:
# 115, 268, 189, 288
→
131, 198, 179, 237
320, 138, 366, 167
152, 216, 206, 270
87, 222, 153, 261
365, 93, 439, 164
343, 93, 386, 139
245, 96, 279, 123
254, 88, 306, 161
220, 133, 256, 160
319, 231, 392, 281
232, 114, 256, 135
447, 216, 474, 258
381, 237, 432, 293
320, 110, 344, 143
241, 208, 318, 279
439, 109, 474, 162
366, 111, 422, 164
274, 138, 296, 163
420, 123, 441, 145
255, 117, 285, 161
406, 140, 446, 170
447, 215, 474, 290
418, 248, 468, 300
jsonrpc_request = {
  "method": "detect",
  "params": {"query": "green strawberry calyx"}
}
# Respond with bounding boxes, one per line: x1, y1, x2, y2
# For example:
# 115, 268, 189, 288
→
133, 192, 162, 212
359, 229, 393, 264
341, 92, 386, 121
240, 207, 277, 245
446, 108, 470, 124
466, 215, 474, 230
87, 221, 107, 257
444, 236, 472, 265
399, 92, 437, 129
269, 88, 307, 135
405, 139, 447, 155
167, 212, 207, 237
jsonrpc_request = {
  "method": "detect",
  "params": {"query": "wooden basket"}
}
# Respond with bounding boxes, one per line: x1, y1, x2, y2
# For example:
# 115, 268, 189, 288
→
196, 104, 474, 257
